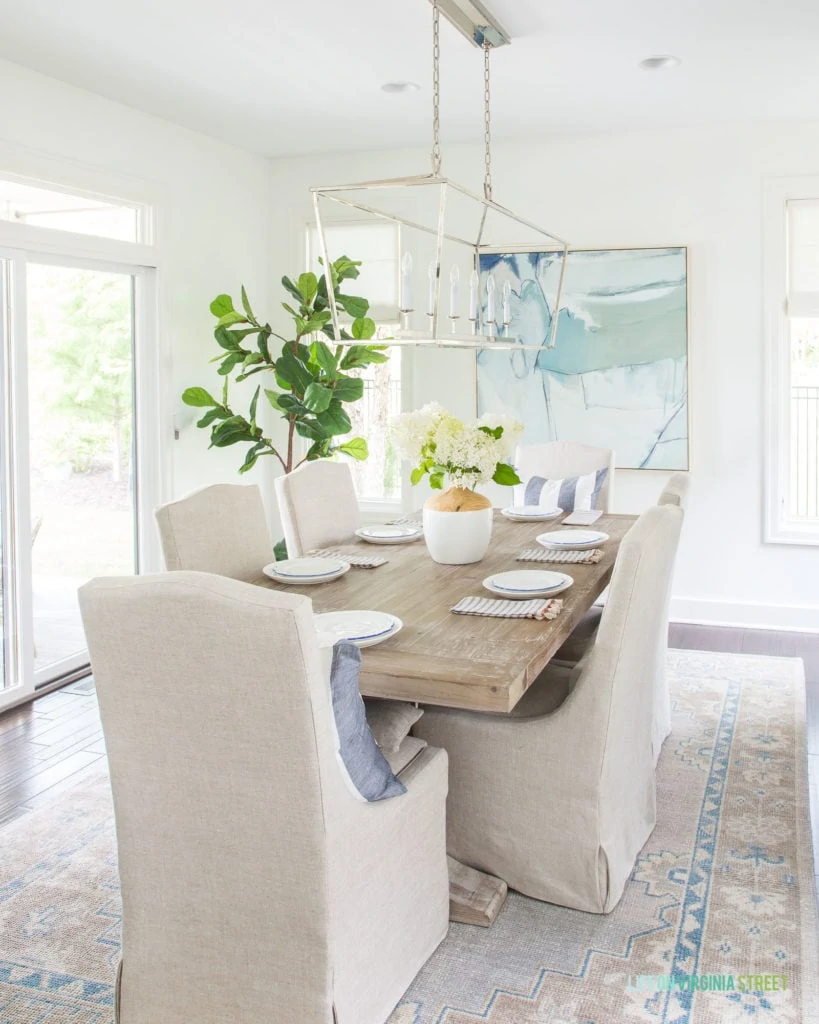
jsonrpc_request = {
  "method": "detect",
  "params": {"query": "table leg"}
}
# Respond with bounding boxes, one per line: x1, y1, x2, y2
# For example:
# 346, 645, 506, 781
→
447, 856, 508, 927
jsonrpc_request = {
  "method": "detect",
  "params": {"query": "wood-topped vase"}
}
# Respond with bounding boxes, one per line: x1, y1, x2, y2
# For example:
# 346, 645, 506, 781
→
423, 486, 493, 565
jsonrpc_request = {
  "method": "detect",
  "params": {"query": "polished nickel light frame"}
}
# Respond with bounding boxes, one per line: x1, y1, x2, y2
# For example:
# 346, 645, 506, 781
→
311, 0, 568, 352
311, 176, 568, 351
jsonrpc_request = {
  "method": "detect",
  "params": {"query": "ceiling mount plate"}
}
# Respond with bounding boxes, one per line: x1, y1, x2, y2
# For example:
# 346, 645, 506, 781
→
429, 0, 511, 48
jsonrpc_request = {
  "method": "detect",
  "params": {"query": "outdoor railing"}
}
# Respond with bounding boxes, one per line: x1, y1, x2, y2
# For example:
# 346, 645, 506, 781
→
791, 385, 819, 519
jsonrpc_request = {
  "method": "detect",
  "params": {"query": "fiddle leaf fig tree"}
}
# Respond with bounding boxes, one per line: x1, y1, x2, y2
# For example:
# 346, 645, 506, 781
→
182, 256, 388, 475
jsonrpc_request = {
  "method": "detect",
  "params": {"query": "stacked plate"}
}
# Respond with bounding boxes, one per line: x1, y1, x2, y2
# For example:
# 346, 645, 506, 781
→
263, 557, 350, 586
500, 505, 563, 523
536, 529, 609, 551
482, 569, 573, 599
355, 524, 423, 545
315, 610, 403, 648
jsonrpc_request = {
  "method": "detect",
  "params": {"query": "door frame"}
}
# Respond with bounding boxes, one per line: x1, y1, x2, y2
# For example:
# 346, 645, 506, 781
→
0, 239, 161, 708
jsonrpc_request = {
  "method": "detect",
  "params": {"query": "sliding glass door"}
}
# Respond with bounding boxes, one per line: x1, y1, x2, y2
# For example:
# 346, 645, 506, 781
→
1, 257, 12, 699
27, 262, 137, 681
0, 251, 151, 709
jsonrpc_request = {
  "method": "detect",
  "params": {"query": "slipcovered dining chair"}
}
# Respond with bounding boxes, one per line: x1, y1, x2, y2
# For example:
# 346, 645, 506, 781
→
514, 441, 615, 512
78, 571, 449, 1024
658, 472, 691, 508
155, 483, 273, 583
275, 460, 361, 557
553, 477, 689, 760
415, 503, 683, 914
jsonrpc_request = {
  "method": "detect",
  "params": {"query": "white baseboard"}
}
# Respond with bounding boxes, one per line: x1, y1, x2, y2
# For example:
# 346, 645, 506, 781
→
670, 597, 819, 634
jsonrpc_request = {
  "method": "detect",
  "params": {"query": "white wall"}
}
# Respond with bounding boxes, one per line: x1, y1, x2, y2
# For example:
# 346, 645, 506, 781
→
0, 58, 273, 505
269, 124, 819, 630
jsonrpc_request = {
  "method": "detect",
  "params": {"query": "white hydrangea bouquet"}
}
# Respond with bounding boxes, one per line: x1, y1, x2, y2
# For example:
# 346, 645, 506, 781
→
390, 404, 523, 564
391, 403, 523, 491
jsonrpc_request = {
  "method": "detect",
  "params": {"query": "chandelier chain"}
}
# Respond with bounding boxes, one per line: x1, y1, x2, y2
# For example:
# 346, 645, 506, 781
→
483, 41, 493, 200
431, 0, 442, 176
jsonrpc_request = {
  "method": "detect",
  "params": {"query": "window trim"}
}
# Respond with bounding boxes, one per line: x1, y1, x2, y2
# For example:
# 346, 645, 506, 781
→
302, 220, 412, 511
763, 175, 819, 545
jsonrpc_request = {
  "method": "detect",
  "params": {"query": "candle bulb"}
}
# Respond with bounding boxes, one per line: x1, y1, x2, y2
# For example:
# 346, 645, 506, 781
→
400, 252, 413, 311
486, 273, 496, 324
449, 265, 460, 318
469, 269, 479, 320
427, 260, 437, 317
502, 280, 512, 325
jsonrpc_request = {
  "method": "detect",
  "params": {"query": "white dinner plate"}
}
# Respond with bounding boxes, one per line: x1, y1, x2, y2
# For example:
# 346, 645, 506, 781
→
355, 525, 423, 545
500, 506, 563, 522
482, 569, 573, 599
314, 610, 403, 648
263, 557, 350, 585
535, 529, 609, 551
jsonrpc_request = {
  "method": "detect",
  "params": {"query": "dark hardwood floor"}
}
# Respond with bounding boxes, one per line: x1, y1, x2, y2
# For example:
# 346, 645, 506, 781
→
0, 627, 817, 896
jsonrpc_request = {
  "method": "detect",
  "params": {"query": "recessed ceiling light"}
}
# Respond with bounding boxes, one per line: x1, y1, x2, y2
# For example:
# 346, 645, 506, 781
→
381, 81, 421, 94
639, 55, 681, 71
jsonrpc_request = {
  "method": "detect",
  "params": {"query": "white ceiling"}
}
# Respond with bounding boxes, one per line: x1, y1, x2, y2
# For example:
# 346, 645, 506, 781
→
2, 0, 819, 158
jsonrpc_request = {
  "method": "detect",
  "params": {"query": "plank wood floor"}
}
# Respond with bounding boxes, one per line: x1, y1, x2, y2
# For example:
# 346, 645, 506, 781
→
0, 627, 817, 897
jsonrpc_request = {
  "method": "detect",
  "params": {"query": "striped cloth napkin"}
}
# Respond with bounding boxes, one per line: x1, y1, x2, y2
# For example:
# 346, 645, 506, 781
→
310, 548, 388, 569
517, 547, 603, 565
451, 596, 563, 620
387, 515, 424, 528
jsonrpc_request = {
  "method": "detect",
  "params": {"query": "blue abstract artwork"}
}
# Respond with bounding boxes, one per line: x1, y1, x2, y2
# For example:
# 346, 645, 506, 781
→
477, 247, 689, 470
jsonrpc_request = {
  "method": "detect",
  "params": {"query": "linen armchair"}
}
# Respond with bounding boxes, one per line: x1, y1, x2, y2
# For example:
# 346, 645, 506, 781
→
275, 460, 361, 558
154, 483, 273, 582
79, 571, 449, 1024
414, 504, 683, 914
514, 441, 615, 512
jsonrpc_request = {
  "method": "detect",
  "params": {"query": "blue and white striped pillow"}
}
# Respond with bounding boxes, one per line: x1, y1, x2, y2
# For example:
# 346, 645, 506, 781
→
523, 468, 608, 512
328, 641, 406, 802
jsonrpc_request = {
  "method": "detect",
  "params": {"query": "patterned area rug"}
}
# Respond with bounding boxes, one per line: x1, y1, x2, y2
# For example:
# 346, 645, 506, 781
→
1, 651, 817, 1023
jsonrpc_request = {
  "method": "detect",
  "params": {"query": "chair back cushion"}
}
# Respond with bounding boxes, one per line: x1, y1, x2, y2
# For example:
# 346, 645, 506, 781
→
155, 483, 272, 582
275, 461, 360, 558
523, 468, 609, 512
514, 441, 615, 512
79, 571, 335, 1024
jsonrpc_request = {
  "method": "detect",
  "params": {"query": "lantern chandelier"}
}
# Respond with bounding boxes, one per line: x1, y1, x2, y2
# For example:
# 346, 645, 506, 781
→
311, 0, 569, 351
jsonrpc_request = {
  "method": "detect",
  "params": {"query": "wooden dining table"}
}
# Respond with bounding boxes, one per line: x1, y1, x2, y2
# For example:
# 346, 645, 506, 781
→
262, 510, 636, 714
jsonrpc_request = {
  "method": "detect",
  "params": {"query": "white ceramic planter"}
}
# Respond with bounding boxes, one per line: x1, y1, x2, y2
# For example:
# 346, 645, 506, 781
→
422, 506, 494, 565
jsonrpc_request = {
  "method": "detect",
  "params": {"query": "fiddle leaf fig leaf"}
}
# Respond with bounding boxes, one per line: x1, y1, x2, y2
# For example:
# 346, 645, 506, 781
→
240, 285, 255, 321
182, 386, 218, 408
303, 381, 334, 413
264, 389, 284, 411
316, 400, 351, 436
337, 437, 368, 460
350, 316, 376, 340
281, 276, 305, 303
297, 273, 318, 304
337, 294, 368, 319
332, 376, 364, 402
210, 294, 234, 318
216, 311, 245, 327
238, 440, 267, 475
248, 386, 260, 427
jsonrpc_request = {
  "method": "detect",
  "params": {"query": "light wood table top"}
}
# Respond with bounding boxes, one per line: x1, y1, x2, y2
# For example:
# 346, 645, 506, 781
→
263, 512, 636, 713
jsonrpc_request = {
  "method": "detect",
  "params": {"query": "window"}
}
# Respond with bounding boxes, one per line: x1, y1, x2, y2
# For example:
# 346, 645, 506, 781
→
0, 178, 145, 242
346, 346, 403, 504
305, 222, 407, 508
764, 183, 819, 543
